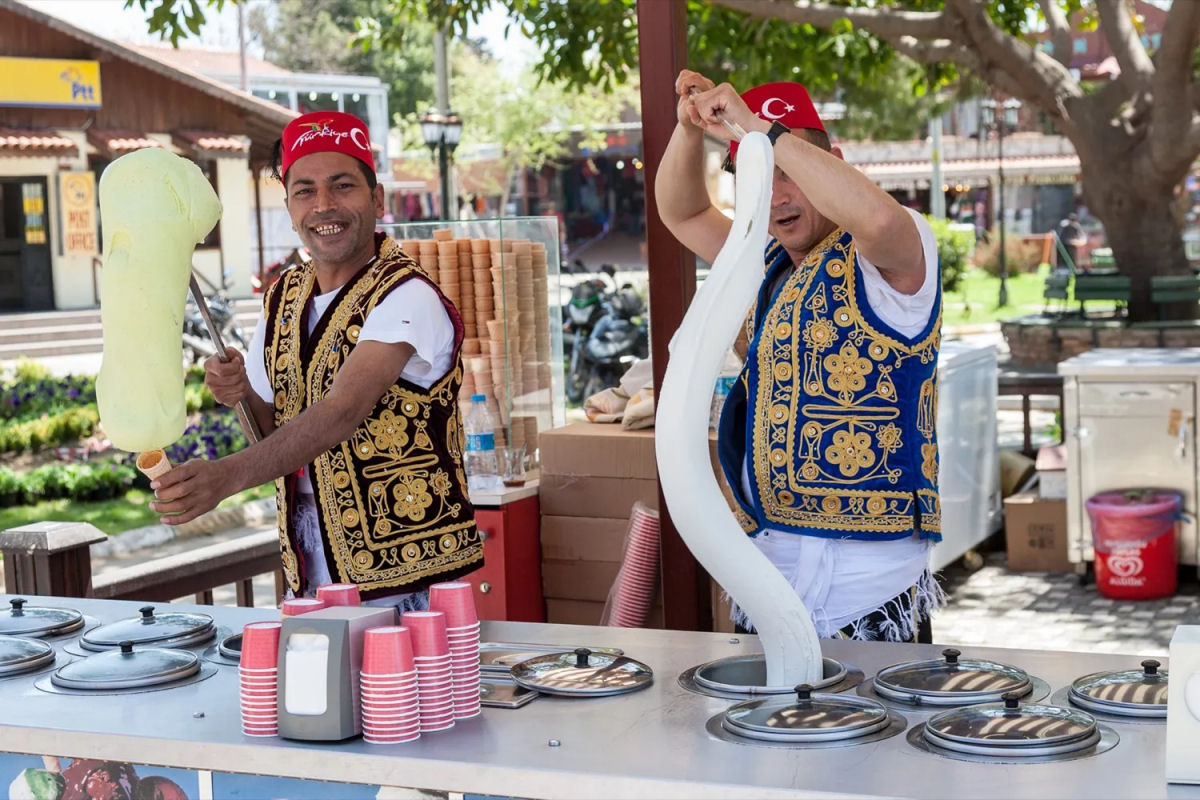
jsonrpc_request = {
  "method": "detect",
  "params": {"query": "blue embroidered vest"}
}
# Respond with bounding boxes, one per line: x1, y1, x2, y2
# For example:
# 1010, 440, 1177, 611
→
717, 227, 942, 542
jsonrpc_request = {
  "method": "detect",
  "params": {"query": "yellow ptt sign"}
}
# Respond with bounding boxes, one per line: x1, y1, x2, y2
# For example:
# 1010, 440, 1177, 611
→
0, 57, 102, 109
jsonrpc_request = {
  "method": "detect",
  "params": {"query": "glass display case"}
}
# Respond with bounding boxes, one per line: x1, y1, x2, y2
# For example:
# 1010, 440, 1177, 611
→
379, 217, 565, 466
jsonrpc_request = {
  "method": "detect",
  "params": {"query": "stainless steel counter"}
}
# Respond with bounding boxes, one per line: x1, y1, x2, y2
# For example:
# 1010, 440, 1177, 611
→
0, 594, 1192, 800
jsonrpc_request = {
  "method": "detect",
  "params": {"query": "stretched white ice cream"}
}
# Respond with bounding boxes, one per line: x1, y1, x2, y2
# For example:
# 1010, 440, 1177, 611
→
655, 131, 823, 686
95, 148, 221, 453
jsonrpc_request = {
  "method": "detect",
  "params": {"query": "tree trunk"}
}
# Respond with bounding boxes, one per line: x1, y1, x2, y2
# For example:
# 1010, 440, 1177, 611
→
1080, 163, 1192, 322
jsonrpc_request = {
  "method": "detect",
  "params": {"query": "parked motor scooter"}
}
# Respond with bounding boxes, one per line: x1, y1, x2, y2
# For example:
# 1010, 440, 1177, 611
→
567, 267, 649, 403
182, 271, 250, 364
563, 262, 611, 400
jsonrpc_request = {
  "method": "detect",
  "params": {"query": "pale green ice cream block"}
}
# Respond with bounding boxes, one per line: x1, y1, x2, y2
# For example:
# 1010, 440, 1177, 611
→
96, 148, 222, 453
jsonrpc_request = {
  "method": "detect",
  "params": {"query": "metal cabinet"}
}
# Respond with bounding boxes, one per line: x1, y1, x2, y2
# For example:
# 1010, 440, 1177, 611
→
1060, 349, 1200, 570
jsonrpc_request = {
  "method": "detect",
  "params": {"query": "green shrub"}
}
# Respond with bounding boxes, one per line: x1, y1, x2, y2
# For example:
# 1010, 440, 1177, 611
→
1, 461, 136, 507
12, 358, 51, 384
926, 216, 972, 293
0, 406, 100, 455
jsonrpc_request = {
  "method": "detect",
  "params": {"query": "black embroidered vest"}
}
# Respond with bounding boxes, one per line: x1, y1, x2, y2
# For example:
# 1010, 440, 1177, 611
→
262, 234, 481, 599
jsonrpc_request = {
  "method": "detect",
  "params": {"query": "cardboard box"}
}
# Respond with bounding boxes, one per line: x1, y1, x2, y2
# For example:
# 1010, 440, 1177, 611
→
541, 559, 621, 602
540, 515, 627, 562
539, 474, 659, 518
538, 422, 723, 482
1035, 444, 1067, 499
1004, 491, 1071, 572
539, 423, 657, 480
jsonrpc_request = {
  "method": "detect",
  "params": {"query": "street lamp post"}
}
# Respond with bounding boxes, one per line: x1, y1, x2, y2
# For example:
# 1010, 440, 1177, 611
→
420, 109, 463, 221
981, 96, 1022, 307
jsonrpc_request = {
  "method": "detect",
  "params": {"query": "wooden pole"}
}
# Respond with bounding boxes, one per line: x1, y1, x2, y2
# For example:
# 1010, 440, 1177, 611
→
636, 0, 711, 631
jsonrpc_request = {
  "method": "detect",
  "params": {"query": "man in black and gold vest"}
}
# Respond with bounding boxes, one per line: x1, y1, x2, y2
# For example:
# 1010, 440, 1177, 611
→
150, 111, 481, 609
657, 72, 943, 643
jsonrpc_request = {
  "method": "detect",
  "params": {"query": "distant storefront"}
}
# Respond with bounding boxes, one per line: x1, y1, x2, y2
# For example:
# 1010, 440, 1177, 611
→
0, 0, 295, 310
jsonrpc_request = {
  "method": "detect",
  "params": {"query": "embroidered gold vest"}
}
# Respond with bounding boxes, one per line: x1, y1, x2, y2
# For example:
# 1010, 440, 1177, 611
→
717, 227, 942, 541
262, 235, 481, 599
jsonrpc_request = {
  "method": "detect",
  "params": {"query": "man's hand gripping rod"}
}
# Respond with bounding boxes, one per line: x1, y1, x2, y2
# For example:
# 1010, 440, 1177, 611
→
688, 86, 748, 141
188, 274, 263, 444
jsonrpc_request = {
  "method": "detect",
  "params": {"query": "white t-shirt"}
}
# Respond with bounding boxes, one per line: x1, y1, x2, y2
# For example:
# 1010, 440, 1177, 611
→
855, 206, 940, 338
743, 207, 940, 633
246, 275, 456, 493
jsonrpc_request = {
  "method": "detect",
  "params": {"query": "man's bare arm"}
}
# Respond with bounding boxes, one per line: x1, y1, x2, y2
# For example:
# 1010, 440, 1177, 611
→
151, 339, 415, 523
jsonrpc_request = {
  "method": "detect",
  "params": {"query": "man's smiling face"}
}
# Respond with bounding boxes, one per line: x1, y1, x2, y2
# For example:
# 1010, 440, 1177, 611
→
285, 150, 383, 272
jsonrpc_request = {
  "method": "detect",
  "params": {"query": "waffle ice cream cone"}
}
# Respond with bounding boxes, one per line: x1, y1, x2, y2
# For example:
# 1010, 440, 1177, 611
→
136, 449, 172, 480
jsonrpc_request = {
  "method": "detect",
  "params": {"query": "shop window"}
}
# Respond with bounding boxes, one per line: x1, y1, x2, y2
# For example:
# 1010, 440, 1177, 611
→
298, 91, 339, 114
196, 159, 221, 249
252, 87, 291, 109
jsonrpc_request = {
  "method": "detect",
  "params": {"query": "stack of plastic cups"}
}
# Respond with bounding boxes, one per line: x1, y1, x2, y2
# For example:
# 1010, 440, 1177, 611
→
401, 611, 455, 732
429, 582, 481, 719
280, 598, 325, 617
359, 626, 420, 744
606, 504, 661, 627
317, 583, 361, 607
239, 621, 281, 737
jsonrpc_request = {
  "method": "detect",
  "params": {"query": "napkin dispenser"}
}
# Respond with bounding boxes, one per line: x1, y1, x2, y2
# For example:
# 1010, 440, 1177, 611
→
277, 605, 396, 741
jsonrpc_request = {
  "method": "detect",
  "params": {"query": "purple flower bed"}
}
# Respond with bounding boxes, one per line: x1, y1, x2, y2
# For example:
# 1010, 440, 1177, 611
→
0, 375, 95, 421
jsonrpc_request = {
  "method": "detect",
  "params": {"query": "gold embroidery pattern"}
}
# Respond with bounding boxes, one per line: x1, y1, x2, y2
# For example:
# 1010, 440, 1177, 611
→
749, 229, 942, 535
265, 239, 481, 594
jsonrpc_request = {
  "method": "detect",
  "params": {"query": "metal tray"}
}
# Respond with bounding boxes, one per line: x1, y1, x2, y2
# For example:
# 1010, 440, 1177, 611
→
479, 641, 623, 674
481, 675, 538, 709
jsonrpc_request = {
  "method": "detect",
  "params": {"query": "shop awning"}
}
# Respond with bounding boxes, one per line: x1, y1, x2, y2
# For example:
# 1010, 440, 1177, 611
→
0, 128, 77, 157
87, 129, 166, 159
853, 153, 1081, 191
172, 129, 250, 157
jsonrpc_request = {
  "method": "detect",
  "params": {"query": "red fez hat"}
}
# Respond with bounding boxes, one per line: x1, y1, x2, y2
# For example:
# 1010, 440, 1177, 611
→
280, 111, 375, 178
728, 82, 825, 163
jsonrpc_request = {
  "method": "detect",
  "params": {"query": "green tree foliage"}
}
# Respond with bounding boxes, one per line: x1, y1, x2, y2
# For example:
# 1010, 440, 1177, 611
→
243, 0, 435, 123
128, 0, 1200, 320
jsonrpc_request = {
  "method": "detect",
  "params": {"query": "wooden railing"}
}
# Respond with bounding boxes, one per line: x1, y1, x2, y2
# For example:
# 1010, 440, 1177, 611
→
997, 371, 1064, 457
92, 530, 283, 606
1, 523, 282, 608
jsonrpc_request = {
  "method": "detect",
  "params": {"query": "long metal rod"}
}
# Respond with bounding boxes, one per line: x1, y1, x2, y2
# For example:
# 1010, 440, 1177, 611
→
189, 273, 263, 444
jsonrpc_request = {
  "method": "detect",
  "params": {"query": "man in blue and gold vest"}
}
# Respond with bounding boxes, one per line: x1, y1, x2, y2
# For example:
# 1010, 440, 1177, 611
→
657, 72, 942, 643
150, 111, 481, 610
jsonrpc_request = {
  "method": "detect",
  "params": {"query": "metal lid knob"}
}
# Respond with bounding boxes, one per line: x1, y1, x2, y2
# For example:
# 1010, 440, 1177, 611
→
139, 606, 156, 623
9, 598, 25, 615
794, 683, 814, 706
574, 648, 592, 668
942, 648, 961, 665
119, 641, 134, 655
1142, 659, 1161, 676
1002, 692, 1021, 710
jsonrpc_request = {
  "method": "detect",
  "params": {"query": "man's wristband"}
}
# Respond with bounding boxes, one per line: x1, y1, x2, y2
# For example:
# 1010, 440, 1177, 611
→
767, 120, 791, 146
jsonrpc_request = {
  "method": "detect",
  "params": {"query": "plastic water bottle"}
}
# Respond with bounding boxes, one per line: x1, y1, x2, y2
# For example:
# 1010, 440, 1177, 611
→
464, 394, 502, 492
709, 351, 742, 429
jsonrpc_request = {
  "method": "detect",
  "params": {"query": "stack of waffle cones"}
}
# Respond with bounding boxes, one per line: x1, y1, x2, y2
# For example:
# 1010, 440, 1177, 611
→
400, 231, 551, 457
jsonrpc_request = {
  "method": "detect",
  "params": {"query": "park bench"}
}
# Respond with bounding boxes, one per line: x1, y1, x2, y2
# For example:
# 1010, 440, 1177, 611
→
1042, 270, 1071, 315
1073, 273, 1130, 316
1150, 275, 1200, 320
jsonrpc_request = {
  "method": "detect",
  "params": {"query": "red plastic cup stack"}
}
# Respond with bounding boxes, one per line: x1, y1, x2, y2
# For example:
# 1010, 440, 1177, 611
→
429, 582, 481, 719
317, 583, 361, 607
359, 626, 420, 744
239, 621, 282, 737
604, 503, 661, 627
401, 611, 455, 732
280, 598, 325, 617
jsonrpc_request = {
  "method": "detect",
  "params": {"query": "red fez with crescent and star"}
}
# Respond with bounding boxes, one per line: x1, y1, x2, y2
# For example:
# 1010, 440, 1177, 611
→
729, 81, 825, 162
280, 111, 375, 178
